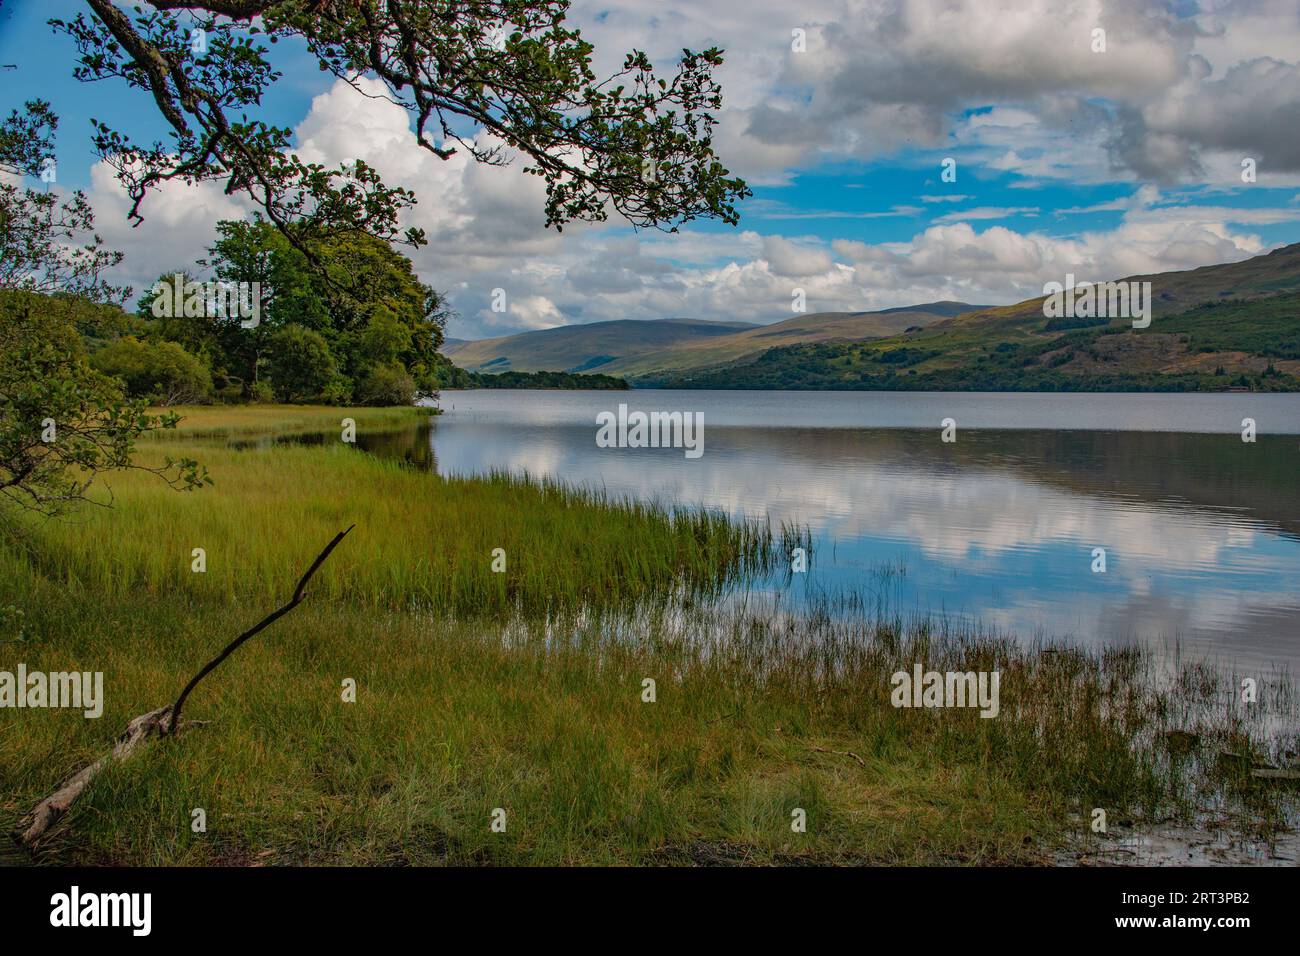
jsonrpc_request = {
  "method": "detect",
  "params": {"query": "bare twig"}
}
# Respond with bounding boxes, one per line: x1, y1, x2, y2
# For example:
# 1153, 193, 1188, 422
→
12, 527, 354, 848
168, 524, 354, 732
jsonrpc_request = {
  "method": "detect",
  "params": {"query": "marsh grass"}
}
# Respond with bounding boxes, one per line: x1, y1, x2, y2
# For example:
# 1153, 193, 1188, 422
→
146, 403, 437, 440
3, 405, 788, 615
2, 585, 1293, 865
0, 404, 1294, 865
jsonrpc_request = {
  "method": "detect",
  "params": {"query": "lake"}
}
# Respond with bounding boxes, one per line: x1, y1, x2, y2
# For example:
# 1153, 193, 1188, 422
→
399, 390, 1300, 671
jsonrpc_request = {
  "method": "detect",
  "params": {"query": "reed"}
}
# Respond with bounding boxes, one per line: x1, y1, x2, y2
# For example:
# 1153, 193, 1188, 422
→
4, 405, 783, 615
0, 405, 1292, 865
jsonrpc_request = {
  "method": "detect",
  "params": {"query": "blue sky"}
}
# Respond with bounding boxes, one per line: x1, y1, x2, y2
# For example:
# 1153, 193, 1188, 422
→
3, 0, 1300, 339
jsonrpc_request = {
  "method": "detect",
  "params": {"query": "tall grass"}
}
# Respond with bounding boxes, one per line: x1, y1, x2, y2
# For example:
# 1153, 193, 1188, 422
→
4, 405, 788, 615
0, 405, 1292, 865
1, 583, 1292, 865
145, 403, 437, 440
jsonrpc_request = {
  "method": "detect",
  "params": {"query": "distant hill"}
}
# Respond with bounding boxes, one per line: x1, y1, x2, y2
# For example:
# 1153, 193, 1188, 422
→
442, 318, 755, 374
444, 302, 983, 379
606, 301, 982, 379
663, 243, 1300, 391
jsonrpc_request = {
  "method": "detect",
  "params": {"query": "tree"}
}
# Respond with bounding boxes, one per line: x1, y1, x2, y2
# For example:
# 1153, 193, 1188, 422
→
0, 105, 206, 515
356, 363, 417, 407
0, 291, 209, 514
308, 231, 450, 396
0, 100, 125, 304
90, 336, 213, 405
137, 268, 237, 392
51, 1, 750, 270
265, 324, 336, 402
197, 220, 449, 401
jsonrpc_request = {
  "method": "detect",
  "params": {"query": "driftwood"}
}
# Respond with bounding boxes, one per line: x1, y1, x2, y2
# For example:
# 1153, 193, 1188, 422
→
12, 526, 354, 848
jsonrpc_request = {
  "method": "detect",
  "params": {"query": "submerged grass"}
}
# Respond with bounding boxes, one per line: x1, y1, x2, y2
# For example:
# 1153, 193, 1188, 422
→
0, 404, 1294, 865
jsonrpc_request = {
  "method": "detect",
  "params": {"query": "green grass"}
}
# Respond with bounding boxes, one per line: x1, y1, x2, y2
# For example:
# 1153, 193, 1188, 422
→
4, 405, 785, 615
2, 588, 1292, 865
145, 403, 437, 439
0, 405, 1294, 865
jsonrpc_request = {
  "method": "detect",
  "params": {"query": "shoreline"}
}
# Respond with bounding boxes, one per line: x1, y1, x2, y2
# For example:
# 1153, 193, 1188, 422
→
2, 405, 1295, 866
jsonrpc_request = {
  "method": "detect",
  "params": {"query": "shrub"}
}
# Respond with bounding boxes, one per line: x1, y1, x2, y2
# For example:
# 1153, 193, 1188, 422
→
265, 325, 336, 402
356, 362, 416, 406
321, 375, 354, 406
90, 336, 212, 405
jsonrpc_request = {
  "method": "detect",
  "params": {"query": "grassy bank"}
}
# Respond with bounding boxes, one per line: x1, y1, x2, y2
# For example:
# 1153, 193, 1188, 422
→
3, 590, 1293, 865
1, 405, 1294, 865
4, 405, 784, 614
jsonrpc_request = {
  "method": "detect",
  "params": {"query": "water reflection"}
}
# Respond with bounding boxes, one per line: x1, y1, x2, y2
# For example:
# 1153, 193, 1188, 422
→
400, 391, 1300, 668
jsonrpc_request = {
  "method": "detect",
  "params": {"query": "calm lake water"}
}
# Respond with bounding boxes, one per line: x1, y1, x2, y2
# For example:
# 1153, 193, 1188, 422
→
400, 390, 1300, 670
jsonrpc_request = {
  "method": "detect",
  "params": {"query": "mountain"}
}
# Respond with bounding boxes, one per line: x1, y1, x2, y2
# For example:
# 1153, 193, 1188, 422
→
444, 302, 981, 379
607, 301, 981, 379
442, 318, 756, 374
663, 243, 1300, 391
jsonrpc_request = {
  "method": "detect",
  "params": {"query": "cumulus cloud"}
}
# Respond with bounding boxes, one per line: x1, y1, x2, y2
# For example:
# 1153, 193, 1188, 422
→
761, 235, 836, 276
88, 160, 253, 293
578, 0, 1300, 185
75, 3, 1300, 338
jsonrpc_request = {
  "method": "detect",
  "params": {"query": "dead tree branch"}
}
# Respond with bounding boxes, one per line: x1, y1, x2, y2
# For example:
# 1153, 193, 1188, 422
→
12, 526, 354, 848
168, 524, 354, 732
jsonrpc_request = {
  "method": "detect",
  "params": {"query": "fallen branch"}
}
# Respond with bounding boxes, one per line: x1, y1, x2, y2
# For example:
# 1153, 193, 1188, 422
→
168, 525, 354, 732
12, 526, 354, 849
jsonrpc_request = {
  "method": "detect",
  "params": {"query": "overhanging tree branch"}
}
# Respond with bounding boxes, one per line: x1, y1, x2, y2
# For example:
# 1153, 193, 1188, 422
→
50, 0, 749, 269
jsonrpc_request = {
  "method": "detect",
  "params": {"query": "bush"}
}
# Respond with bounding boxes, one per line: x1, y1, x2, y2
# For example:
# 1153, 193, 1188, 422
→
265, 325, 336, 402
356, 362, 416, 406
90, 336, 212, 405
321, 375, 354, 406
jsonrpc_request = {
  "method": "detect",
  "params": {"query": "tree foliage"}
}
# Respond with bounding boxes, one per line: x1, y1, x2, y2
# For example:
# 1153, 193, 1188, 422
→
0, 101, 208, 515
90, 335, 214, 406
0, 291, 209, 514
53, 0, 750, 273
0, 100, 125, 304
158, 217, 449, 402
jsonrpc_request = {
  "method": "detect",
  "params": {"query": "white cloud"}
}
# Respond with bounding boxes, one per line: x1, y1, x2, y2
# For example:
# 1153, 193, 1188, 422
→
933, 206, 1039, 223
761, 235, 836, 276
75, 4, 1300, 337
88, 159, 252, 293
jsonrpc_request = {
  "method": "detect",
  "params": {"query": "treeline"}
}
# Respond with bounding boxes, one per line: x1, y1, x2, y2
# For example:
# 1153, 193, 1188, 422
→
663, 342, 1298, 392
661, 293, 1300, 392
432, 362, 630, 390
81, 218, 452, 407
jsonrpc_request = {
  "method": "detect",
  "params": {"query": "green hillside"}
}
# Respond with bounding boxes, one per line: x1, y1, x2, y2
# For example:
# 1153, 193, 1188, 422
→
660, 244, 1300, 391
444, 302, 982, 379
606, 301, 978, 378
443, 318, 756, 373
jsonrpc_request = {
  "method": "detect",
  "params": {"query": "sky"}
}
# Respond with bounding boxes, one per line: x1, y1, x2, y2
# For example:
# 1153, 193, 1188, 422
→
2, 0, 1300, 341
